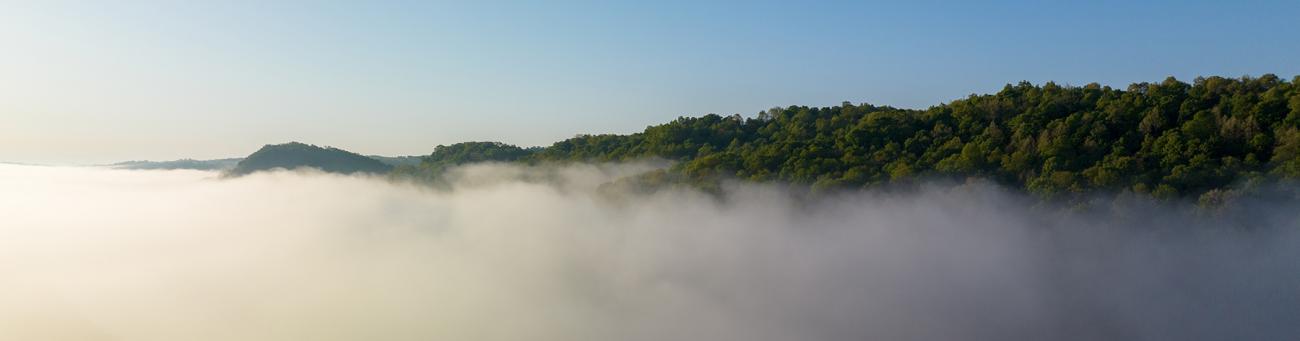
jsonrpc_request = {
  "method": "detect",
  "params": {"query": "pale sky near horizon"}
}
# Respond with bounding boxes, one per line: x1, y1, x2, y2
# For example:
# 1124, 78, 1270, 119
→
2, 1, 1298, 165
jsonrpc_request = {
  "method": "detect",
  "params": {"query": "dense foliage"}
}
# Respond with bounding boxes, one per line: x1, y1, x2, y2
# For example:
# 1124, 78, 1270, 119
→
408, 75, 1300, 200
228, 142, 393, 176
392, 142, 538, 181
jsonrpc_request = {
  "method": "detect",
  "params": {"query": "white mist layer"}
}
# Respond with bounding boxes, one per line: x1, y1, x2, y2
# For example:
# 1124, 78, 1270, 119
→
1, 163, 1297, 340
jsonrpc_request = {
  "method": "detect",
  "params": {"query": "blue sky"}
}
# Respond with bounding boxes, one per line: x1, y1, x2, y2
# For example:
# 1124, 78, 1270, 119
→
2, 1, 1297, 164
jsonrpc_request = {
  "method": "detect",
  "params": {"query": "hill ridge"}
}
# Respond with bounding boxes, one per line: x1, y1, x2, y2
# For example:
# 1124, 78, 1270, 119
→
227, 142, 393, 176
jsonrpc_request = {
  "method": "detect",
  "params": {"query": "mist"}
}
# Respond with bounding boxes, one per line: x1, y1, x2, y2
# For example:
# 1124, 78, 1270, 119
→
1, 163, 1297, 340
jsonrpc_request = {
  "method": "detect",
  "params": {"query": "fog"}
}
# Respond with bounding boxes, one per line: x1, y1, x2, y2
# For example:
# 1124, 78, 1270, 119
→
1, 163, 1297, 340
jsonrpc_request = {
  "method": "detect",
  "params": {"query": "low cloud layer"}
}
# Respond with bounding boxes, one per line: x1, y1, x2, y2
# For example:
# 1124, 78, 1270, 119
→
1, 163, 1297, 340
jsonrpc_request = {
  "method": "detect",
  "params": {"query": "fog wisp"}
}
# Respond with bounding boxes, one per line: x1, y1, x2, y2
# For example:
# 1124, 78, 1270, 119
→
1, 163, 1297, 340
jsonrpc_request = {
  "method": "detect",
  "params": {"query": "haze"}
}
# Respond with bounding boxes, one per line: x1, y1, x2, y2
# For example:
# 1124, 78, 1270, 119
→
2, 163, 1297, 340
5, 1, 1300, 339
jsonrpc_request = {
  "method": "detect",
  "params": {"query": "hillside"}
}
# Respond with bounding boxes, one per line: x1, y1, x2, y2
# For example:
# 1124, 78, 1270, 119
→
391, 142, 538, 182
368, 155, 424, 167
401, 75, 1300, 200
227, 142, 393, 176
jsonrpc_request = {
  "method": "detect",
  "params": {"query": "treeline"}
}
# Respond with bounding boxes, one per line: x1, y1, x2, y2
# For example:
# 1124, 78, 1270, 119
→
391, 142, 538, 182
399, 75, 1300, 200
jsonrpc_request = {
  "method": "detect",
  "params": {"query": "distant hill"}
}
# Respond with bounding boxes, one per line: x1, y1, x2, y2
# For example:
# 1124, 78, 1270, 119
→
227, 142, 393, 176
110, 158, 242, 171
368, 155, 424, 167
391, 142, 538, 182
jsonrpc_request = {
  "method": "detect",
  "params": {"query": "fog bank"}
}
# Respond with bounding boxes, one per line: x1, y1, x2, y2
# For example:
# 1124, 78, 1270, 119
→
1, 163, 1297, 340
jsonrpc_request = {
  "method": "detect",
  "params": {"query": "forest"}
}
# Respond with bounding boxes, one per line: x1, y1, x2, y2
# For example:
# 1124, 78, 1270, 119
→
394, 75, 1300, 202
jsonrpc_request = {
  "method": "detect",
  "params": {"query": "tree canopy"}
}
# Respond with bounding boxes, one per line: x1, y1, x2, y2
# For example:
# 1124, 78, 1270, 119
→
403, 75, 1300, 201
391, 141, 539, 181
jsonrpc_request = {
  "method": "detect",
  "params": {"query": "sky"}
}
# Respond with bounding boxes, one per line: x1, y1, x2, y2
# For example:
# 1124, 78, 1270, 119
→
2, 0, 1297, 165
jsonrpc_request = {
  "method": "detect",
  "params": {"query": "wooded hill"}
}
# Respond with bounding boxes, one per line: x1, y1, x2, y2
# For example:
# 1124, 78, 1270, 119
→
401, 75, 1300, 200
229, 142, 393, 176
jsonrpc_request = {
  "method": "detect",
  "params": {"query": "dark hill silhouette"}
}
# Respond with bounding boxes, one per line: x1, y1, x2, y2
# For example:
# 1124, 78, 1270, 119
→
227, 142, 392, 176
